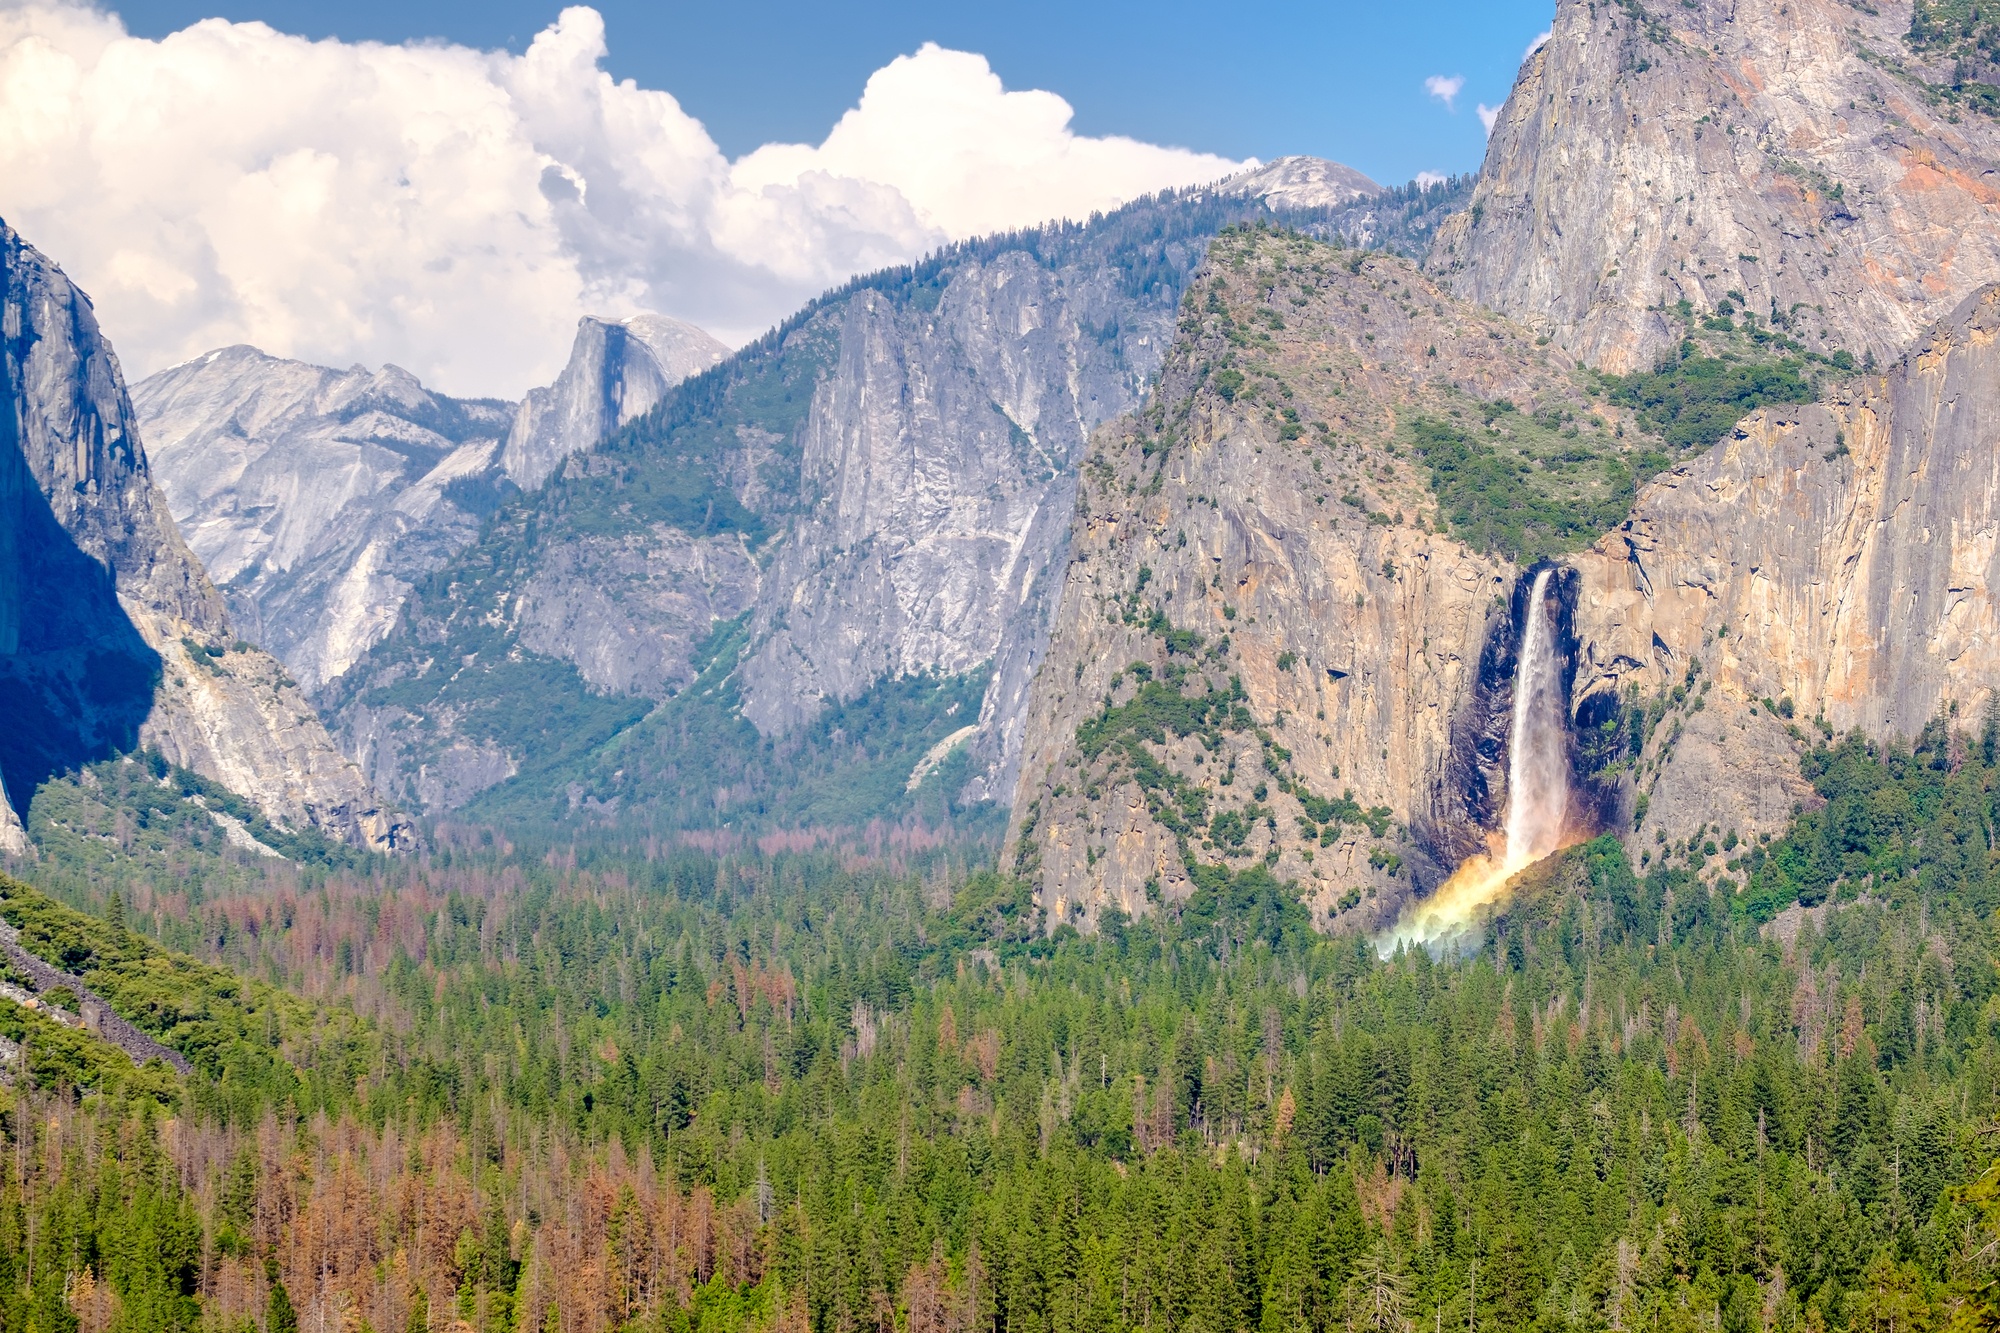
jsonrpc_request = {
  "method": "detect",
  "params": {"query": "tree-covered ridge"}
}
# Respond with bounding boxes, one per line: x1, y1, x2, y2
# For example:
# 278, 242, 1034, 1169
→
1905, 0, 2000, 117
8, 706, 2000, 1332
1733, 712, 2000, 926
26, 749, 366, 876
0, 873, 385, 1120
471, 618, 1000, 837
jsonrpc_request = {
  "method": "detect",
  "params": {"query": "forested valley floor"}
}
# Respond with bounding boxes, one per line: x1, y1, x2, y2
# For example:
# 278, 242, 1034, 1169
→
5, 716, 2000, 1333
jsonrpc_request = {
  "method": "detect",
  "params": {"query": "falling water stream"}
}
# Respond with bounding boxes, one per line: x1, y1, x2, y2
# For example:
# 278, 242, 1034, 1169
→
1382, 568, 1572, 952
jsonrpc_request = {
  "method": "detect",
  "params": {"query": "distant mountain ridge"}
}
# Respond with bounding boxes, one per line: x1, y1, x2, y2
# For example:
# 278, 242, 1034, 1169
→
1223, 156, 1381, 211
136, 314, 728, 694
314, 165, 1467, 832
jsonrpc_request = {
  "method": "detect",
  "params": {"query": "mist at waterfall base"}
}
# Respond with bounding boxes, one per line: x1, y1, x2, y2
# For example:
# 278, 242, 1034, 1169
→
1381, 569, 1577, 955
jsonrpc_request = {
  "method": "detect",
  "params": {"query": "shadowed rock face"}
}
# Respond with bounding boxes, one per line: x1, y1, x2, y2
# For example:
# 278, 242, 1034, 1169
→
1431, 0, 2000, 373
1568, 283, 2000, 853
0, 218, 411, 852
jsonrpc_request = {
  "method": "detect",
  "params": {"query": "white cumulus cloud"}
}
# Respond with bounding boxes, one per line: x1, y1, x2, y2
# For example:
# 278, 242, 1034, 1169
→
1477, 103, 1502, 135
1424, 74, 1465, 110
1525, 30, 1553, 59
1414, 171, 1447, 188
0, 3, 1247, 397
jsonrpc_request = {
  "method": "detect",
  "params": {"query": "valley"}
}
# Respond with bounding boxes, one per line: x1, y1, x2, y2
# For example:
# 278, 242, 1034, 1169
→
1, 2, 2000, 1332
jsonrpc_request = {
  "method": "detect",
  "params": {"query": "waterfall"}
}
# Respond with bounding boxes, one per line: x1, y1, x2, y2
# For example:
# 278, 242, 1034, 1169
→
1382, 568, 1573, 951
1500, 568, 1570, 874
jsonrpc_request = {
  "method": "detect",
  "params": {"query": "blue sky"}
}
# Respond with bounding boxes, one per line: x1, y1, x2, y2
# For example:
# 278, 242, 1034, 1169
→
106, 0, 1555, 185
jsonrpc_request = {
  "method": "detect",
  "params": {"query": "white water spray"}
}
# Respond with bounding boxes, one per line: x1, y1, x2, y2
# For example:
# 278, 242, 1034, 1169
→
1382, 568, 1572, 951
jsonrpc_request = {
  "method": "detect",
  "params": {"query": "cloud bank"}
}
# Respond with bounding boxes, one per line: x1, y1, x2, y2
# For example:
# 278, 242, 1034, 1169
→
0, 4, 1247, 396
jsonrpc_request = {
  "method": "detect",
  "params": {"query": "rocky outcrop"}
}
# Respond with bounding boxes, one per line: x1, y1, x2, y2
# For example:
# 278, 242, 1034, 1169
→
1006, 231, 1604, 932
1431, 0, 2000, 373
501, 314, 726, 489
136, 347, 515, 691
0, 218, 409, 851
1568, 282, 2000, 852
518, 526, 760, 698
0, 786, 26, 857
0, 911, 190, 1074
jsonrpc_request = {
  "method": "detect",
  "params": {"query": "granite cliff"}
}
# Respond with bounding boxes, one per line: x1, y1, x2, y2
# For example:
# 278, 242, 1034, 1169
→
136, 348, 515, 693
1567, 281, 2000, 871
1431, 0, 2000, 373
0, 219, 409, 853
501, 314, 727, 489
1004, 228, 1642, 932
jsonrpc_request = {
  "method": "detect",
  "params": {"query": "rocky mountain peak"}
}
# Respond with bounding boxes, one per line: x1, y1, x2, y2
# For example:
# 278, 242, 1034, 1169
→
137, 308, 726, 695
500, 314, 729, 489
1225, 156, 1381, 211
1430, 0, 2000, 372
621, 314, 730, 382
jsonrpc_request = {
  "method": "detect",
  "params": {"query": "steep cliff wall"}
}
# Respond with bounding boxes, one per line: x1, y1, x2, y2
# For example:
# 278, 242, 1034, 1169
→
0, 219, 408, 851
1006, 230, 1618, 932
733, 247, 1184, 803
1432, 0, 2000, 373
1569, 283, 2000, 865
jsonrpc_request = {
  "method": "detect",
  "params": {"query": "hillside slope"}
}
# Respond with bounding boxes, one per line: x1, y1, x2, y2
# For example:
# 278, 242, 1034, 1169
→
1006, 227, 1646, 933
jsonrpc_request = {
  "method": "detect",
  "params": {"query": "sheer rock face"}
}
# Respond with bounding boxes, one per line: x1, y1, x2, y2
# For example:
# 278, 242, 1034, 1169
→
734, 250, 1184, 802
0, 219, 410, 851
1568, 284, 2000, 850
1431, 0, 2000, 373
1006, 238, 1599, 933
137, 347, 514, 693
501, 314, 727, 489
517, 526, 761, 699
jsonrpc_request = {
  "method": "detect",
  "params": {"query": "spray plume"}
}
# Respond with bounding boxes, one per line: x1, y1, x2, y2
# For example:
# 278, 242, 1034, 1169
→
1381, 568, 1573, 953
